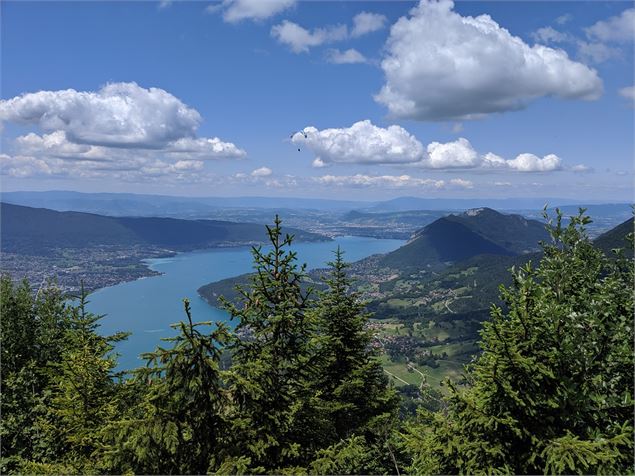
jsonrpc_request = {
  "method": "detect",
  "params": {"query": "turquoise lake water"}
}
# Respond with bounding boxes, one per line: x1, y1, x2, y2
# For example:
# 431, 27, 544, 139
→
88, 236, 404, 371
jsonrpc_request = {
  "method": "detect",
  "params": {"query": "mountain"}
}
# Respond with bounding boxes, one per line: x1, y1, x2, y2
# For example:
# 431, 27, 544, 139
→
444, 207, 549, 254
0, 202, 328, 255
373, 216, 634, 319
363, 196, 594, 212
594, 217, 634, 256
0, 191, 368, 214
379, 208, 548, 270
198, 211, 633, 340
3, 191, 628, 217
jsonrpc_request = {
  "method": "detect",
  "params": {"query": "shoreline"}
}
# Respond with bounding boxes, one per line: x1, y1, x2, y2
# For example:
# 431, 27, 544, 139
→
86, 235, 335, 295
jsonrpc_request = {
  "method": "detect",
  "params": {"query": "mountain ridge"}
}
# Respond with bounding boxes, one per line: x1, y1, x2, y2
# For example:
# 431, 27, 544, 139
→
3, 190, 627, 215
379, 208, 549, 271
0, 202, 328, 256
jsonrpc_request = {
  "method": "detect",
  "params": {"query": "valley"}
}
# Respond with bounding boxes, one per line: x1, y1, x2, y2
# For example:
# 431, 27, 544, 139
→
2, 194, 631, 389
200, 208, 634, 391
0, 202, 327, 293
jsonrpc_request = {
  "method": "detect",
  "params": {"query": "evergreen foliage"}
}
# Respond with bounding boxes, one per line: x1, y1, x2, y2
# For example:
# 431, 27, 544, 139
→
42, 287, 128, 473
1, 212, 632, 475
220, 215, 318, 470
1, 278, 68, 473
310, 248, 399, 461
103, 299, 231, 474
0, 280, 126, 474
402, 210, 635, 474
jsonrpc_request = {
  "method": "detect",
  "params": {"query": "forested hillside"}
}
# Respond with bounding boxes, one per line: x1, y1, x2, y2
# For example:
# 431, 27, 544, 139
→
199, 214, 634, 397
0, 202, 327, 255
595, 217, 635, 256
379, 208, 547, 270
2, 211, 633, 475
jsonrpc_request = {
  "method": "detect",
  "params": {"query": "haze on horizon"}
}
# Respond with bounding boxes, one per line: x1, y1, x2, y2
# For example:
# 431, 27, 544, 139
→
1, 0, 633, 201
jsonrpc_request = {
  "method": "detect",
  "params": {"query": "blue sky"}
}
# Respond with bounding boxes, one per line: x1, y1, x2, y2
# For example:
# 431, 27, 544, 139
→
1, 0, 633, 200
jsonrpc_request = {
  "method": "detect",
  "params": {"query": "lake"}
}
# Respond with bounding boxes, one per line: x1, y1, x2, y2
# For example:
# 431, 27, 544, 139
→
88, 236, 404, 371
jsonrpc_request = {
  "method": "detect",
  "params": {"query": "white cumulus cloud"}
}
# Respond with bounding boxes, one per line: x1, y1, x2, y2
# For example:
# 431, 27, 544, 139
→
315, 174, 446, 189
571, 164, 592, 173
426, 138, 479, 169
533, 8, 633, 65
0, 154, 52, 178
165, 137, 246, 159
172, 160, 204, 171
293, 120, 425, 165
351, 12, 387, 37
271, 21, 347, 53
15, 131, 102, 160
449, 178, 473, 188
0, 82, 202, 148
13, 131, 245, 162
325, 48, 367, 64
313, 174, 474, 190
619, 85, 635, 105
294, 122, 572, 173
375, 0, 603, 121
251, 166, 273, 177
532, 26, 569, 44
585, 8, 635, 44
0, 151, 212, 183
208, 0, 295, 23
272, 11, 386, 54
506, 153, 562, 172
0, 83, 246, 179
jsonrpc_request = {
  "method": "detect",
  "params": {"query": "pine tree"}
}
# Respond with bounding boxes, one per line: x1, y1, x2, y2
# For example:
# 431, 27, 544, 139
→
221, 215, 316, 471
103, 299, 231, 475
1, 280, 126, 474
38, 285, 128, 473
314, 248, 398, 442
294, 248, 401, 475
403, 210, 635, 474
0, 278, 69, 473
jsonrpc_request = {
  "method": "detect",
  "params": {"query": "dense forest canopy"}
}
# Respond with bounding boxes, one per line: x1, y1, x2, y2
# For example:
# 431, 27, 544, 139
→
1, 211, 633, 475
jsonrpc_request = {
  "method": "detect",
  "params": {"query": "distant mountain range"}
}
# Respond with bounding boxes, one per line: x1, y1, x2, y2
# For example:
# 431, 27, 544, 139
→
0, 191, 366, 214
0, 203, 327, 256
359, 196, 613, 212
2, 190, 628, 215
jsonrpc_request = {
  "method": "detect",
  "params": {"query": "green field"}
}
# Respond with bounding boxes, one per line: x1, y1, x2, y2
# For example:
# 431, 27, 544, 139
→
379, 355, 424, 387
427, 341, 479, 359
379, 354, 466, 392
424, 360, 465, 388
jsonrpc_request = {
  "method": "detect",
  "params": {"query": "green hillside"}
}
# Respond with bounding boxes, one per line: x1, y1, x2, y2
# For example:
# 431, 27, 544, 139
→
362, 216, 633, 388
380, 216, 515, 270
0, 202, 328, 255
594, 217, 634, 256
444, 207, 549, 253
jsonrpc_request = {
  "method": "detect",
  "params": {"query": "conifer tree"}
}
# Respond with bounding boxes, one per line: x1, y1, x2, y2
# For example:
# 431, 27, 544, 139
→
103, 299, 231, 475
1, 280, 126, 474
221, 215, 316, 471
313, 248, 398, 442
39, 286, 128, 473
0, 278, 69, 473
288, 248, 401, 475
403, 210, 635, 474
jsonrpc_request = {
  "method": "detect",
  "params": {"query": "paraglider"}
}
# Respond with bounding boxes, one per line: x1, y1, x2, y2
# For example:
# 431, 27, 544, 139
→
290, 130, 308, 152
